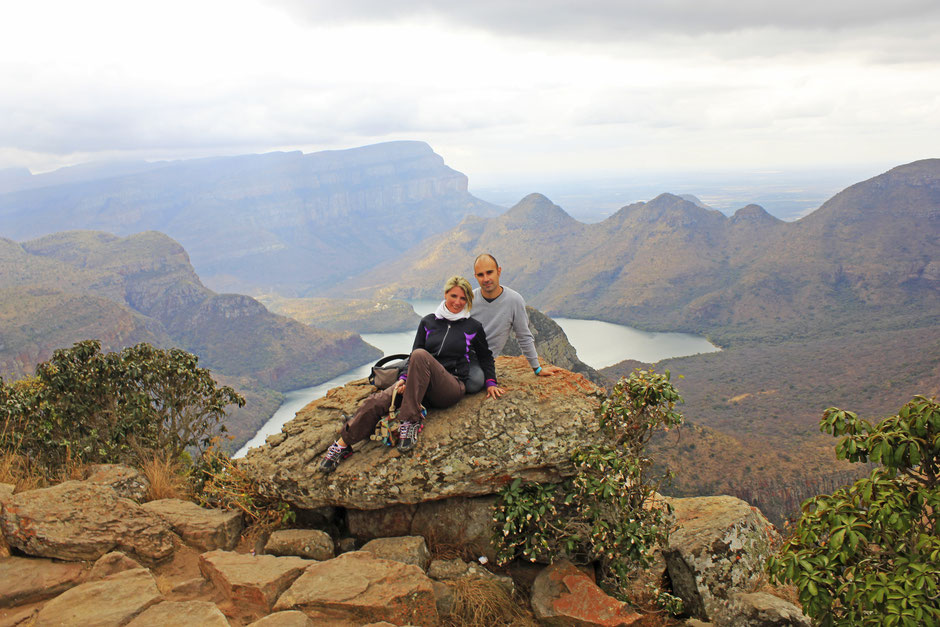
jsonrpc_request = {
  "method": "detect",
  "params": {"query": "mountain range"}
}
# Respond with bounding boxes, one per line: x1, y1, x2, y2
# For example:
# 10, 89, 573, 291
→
0, 142, 500, 296
342, 159, 939, 345
1, 145, 937, 523
0, 231, 379, 447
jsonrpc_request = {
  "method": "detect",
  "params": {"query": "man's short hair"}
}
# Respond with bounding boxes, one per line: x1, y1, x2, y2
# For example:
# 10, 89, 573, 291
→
473, 253, 499, 269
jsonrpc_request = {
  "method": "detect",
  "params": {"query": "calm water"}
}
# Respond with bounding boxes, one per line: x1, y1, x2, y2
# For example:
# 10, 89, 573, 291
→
233, 303, 718, 457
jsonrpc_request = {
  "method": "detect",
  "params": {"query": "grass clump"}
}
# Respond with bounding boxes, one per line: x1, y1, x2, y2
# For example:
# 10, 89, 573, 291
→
447, 577, 535, 627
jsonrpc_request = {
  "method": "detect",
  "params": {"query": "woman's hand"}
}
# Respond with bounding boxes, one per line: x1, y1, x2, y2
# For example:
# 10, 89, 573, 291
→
394, 379, 406, 395
486, 385, 504, 399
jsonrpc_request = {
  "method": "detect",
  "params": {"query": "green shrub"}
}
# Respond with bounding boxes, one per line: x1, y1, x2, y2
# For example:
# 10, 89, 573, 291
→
768, 396, 940, 626
0, 340, 244, 476
493, 368, 683, 601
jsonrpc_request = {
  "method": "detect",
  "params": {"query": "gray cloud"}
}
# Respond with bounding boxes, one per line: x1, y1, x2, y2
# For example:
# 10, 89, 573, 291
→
272, 0, 940, 39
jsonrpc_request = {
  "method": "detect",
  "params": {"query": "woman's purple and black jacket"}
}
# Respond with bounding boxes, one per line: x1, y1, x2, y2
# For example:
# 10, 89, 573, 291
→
403, 313, 497, 388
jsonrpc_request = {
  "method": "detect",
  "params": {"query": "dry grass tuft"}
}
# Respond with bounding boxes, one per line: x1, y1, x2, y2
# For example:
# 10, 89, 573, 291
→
0, 451, 45, 492
422, 527, 480, 563
447, 576, 536, 627
140, 454, 191, 501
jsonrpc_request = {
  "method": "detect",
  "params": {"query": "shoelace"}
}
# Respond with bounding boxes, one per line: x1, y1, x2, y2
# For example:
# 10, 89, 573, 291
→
325, 442, 347, 460
399, 421, 413, 438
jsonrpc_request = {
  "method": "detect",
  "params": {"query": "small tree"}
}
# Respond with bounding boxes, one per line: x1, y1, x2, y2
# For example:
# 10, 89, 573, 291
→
0, 340, 244, 475
493, 368, 683, 600
768, 396, 940, 626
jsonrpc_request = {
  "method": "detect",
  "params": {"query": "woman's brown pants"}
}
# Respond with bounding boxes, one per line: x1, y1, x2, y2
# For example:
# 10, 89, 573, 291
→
341, 348, 465, 446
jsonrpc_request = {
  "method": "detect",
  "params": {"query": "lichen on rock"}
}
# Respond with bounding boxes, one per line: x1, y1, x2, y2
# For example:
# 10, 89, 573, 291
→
240, 356, 605, 511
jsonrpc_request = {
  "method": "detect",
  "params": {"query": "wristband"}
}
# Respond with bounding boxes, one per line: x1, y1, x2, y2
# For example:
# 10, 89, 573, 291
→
534, 366, 542, 375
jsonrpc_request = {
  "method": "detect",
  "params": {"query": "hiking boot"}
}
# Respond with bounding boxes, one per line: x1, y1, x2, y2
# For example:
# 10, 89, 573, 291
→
397, 421, 424, 452
318, 441, 353, 473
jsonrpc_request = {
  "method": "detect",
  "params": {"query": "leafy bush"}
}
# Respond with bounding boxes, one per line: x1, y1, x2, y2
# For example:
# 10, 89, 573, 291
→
0, 340, 244, 476
768, 396, 940, 626
493, 368, 683, 601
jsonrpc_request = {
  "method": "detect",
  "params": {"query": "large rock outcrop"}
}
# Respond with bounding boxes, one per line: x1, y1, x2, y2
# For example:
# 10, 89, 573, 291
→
663, 495, 782, 624
241, 357, 604, 510
0, 481, 176, 564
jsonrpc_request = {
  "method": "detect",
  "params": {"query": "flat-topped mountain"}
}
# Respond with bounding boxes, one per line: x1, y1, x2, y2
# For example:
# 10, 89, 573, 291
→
343, 159, 940, 344
0, 230, 380, 448
0, 142, 501, 295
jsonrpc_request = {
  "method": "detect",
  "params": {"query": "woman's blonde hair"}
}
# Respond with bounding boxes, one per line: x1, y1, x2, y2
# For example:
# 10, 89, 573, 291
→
443, 275, 474, 311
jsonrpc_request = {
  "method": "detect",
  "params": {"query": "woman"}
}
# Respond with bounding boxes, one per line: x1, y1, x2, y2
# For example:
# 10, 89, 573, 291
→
319, 276, 500, 473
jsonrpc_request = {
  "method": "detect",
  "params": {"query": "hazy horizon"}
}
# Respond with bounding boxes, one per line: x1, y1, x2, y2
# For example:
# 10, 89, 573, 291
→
0, 143, 888, 223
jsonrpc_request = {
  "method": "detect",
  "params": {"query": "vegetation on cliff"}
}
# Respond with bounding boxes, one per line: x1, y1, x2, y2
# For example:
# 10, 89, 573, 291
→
494, 368, 684, 611
0, 231, 381, 452
769, 396, 940, 626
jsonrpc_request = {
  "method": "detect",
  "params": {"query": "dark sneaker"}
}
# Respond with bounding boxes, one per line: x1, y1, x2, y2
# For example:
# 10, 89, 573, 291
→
397, 421, 424, 451
319, 441, 353, 473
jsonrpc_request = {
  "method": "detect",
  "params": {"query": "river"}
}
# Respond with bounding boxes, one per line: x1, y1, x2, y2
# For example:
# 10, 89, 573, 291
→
233, 303, 718, 457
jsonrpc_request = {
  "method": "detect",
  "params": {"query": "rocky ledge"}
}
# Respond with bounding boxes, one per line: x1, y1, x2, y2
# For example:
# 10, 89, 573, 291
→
241, 356, 605, 510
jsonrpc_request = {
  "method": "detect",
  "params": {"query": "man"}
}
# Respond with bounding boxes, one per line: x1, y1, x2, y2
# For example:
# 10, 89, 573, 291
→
466, 253, 554, 393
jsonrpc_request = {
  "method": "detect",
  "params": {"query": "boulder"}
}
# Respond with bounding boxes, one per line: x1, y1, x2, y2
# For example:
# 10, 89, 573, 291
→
265, 529, 334, 561
729, 591, 810, 626
273, 550, 439, 626
85, 464, 149, 502
662, 496, 781, 623
360, 536, 430, 571
84, 551, 143, 581
33, 568, 162, 627
0, 481, 176, 563
199, 549, 313, 611
141, 498, 243, 551
347, 495, 498, 559
248, 610, 315, 626
427, 558, 470, 581
125, 600, 230, 626
530, 559, 644, 626
0, 556, 85, 608
242, 357, 605, 510
0, 483, 14, 558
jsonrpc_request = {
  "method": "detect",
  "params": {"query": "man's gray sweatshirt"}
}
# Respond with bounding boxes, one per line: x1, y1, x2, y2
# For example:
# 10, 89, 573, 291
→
471, 286, 540, 369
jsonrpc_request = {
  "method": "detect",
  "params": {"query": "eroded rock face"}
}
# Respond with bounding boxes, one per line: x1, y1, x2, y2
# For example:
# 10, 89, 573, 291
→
0, 557, 85, 608
0, 481, 176, 563
242, 357, 604, 510
125, 600, 231, 626
663, 495, 781, 623
265, 529, 334, 561
33, 568, 163, 627
346, 495, 498, 559
359, 536, 430, 571
84, 464, 149, 503
141, 498, 243, 551
198, 550, 313, 612
273, 551, 438, 626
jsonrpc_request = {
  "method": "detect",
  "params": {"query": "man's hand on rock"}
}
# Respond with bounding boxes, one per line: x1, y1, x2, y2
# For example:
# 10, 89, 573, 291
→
536, 365, 558, 377
486, 385, 504, 399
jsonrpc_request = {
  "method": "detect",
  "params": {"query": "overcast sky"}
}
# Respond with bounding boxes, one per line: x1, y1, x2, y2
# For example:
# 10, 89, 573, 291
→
2, 0, 938, 185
